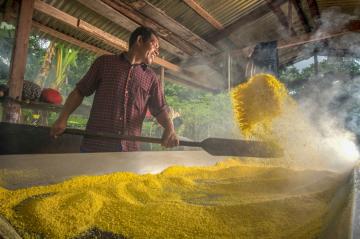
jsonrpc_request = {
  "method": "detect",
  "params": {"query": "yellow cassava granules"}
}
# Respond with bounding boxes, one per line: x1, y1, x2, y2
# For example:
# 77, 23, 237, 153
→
231, 74, 288, 138
0, 159, 345, 239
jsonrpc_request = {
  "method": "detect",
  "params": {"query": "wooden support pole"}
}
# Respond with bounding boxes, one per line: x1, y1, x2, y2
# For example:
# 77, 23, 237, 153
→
306, 0, 321, 27
227, 53, 231, 92
288, 0, 293, 33
291, 0, 311, 33
265, 0, 297, 36
314, 51, 319, 75
4, 0, 34, 123
160, 56, 165, 94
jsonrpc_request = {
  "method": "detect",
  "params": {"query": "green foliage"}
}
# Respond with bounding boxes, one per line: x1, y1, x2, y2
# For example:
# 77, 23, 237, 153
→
280, 57, 360, 93
158, 81, 237, 141
25, 35, 48, 82
53, 44, 78, 89
279, 66, 302, 83
0, 21, 15, 81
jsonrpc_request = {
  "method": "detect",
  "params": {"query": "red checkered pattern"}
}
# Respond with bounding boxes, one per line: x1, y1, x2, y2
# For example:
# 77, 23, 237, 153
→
76, 54, 168, 152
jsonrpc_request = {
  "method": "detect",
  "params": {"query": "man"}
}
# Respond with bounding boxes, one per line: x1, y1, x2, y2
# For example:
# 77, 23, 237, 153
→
51, 27, 179, 152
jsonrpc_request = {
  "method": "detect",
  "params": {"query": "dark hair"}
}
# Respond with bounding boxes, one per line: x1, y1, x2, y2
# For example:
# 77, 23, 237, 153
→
129, 26, 157, 49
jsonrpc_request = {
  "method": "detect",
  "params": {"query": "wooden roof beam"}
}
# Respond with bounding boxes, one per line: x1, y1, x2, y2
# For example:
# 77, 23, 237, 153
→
182, 0, 223, 30
180, 0, 240, 49
76, 0, 189, 59
31, 21, 111, 56
291, 0, 311, 33
124, 0, 218, 55
306, 0, 321, 27
287, 0, 293, 33
34, 0, 177, 72
206, 0, 288, 44
5, 9, 111, 56
278, 20, 360, 49
103, 0, 200, 56
229, 20, 360, 56
265, 0, 297, 36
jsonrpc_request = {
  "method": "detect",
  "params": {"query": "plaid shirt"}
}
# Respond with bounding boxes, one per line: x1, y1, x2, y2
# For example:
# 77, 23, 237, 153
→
76, 54, 168, 152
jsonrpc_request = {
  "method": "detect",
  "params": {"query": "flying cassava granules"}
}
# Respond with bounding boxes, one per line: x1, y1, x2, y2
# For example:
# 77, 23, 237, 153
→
231, 74, 288, 138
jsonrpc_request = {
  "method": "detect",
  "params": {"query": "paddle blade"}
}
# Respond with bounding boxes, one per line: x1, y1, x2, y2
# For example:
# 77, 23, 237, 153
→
200, 138, 283, 158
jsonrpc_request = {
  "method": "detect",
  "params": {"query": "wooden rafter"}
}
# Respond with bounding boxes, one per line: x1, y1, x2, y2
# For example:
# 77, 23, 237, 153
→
180, 0, 239, 49
76, 0, 189, 59
291, 0, 311, 33
287, 0, 293, 32
229, 20, 360, 56
265, 0, 297, 36
306, 0, 321, 26
182, 0, 224, 30
31, 21, 111, 56
278, 20, 360, 49
125, 0, 218, 55
104, 0, 200, 56
206, 0, 288, 44
33, 0, 179, 72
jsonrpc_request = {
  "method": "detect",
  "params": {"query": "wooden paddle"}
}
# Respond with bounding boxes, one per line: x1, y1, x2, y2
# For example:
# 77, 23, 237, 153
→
64, 128, 283, 158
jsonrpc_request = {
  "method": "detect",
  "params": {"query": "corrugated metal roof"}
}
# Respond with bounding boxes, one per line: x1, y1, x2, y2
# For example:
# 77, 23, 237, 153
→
197, 0, 267, 27
147, 0, 214, 36
147, 0, 268, 36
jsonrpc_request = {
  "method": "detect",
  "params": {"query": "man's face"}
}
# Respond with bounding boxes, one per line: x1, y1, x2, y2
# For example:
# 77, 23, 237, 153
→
138, 34, 159, 65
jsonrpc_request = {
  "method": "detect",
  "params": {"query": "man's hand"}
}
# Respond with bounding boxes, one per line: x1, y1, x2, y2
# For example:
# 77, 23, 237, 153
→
161, 128, 179, 148
50, 118, 67, 138
50, 88, 84, 139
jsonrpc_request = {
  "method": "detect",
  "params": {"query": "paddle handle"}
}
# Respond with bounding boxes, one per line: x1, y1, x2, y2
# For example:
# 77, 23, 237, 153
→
64, 128, 201, 147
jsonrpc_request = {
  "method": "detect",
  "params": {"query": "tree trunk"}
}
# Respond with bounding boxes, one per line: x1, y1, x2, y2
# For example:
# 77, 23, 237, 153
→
34, 41, 56, 88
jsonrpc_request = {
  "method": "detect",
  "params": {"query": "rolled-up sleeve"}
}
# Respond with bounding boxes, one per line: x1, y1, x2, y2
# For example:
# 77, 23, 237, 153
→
148, 77, 169, 117
76, 56, 103, 97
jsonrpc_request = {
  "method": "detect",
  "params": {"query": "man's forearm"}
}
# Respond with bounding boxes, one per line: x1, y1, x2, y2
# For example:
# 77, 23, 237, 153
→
155, 110, 175, 131
156, 110, 179, 147
58, 88, 84, 121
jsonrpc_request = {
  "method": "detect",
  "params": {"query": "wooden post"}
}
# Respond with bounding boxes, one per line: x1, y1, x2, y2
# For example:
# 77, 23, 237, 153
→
4, 0, 35, 123
314, 51, 319, 75
227, 53, 231, 92
288, 0, 293, 33
160, 56, 165, 94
